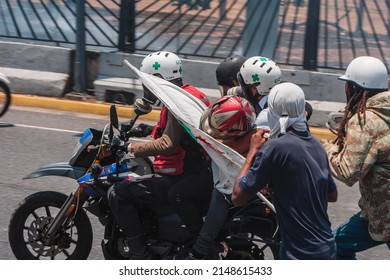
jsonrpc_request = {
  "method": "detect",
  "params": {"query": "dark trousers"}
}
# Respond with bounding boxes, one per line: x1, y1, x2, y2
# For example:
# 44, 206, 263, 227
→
192, 189, 232, 255
168, 166, 214, 236
108, 173, 183, 238
108, 166, 212, 239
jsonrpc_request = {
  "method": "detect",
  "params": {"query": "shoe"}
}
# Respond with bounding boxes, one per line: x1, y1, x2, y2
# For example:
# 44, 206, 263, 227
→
213, 242, 229, 260
126, 234, 154, 260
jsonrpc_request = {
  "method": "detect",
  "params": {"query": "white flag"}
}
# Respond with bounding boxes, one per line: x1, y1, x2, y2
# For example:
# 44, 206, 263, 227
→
124, 60, 244, 181
124, 60, 275, 211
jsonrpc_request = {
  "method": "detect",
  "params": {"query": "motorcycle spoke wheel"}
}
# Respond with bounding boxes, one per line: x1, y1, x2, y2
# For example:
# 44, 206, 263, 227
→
9, 191, 93, 260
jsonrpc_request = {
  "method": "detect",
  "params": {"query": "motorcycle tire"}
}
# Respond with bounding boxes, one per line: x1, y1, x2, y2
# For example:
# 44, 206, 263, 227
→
0, 81, 11, 118
8, 191, 93, 260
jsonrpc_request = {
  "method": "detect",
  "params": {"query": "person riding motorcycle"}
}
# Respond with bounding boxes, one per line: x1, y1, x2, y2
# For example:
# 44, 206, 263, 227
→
163, 56, 248, 240
237, 56, 313, 129
215, 55, 247, 96
108, 51, 211, 260
172, 57, 281, 259
237, 56, 282, 117
173, 95, 258, 259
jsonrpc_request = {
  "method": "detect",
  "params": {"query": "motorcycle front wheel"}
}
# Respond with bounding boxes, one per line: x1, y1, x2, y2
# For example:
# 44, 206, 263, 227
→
0, 81, 11, 118
8, 191, 93, 260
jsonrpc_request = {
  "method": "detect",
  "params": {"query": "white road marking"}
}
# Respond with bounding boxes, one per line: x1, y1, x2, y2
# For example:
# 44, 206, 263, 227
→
13, 123, 83, 134
12, 123, 152, 143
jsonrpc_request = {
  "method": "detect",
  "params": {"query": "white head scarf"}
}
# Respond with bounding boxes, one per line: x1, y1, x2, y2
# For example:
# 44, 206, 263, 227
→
267, 82, 307, 139
255, 108, 270, 130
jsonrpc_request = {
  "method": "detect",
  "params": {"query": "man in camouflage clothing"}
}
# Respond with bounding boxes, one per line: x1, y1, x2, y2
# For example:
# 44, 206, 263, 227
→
322, 56, 390, 259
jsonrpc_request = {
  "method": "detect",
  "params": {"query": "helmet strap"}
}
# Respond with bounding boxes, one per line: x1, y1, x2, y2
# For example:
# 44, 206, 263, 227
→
170, 78, 183, 87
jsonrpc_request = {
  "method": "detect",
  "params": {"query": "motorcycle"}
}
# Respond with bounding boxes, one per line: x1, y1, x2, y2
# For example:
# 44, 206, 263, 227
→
8, 98, 280, 260
0, 71, 11, 118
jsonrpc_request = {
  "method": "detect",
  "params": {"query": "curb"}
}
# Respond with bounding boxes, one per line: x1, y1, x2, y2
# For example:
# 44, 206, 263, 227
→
310, 127, 335, 141
11, 94, 160, 121
11, 94, 335, 140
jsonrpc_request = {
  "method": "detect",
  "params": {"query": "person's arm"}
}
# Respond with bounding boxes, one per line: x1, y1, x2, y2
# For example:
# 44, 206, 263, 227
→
221, 129, 256, 156
322, 113, 376, 187
231, 130, 268, 206
130, 111, 185, 157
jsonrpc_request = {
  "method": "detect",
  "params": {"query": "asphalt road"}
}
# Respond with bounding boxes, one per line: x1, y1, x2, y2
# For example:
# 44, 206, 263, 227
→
0, 106, 388, 260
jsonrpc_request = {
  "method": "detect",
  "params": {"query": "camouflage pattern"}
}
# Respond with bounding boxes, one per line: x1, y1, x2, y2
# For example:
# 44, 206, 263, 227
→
323, 91, 390, 242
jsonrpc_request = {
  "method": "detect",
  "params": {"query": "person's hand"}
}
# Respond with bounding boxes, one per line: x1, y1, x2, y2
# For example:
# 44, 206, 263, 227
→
110, 137, 128, 153
249, 129, 269, 152
251, 129, 269, 150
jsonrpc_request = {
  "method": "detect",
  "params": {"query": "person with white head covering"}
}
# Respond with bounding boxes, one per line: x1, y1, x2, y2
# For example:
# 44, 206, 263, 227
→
232, 82, 338, 259
266, 82, 308, 138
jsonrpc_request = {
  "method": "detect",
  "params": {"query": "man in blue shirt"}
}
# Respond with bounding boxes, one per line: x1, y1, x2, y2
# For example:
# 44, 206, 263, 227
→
232, 82, 338, 259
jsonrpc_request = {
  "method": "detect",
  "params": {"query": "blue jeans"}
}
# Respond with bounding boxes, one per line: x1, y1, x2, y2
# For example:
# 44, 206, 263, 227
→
192, 189, 232, 256
334, 211, 390, 259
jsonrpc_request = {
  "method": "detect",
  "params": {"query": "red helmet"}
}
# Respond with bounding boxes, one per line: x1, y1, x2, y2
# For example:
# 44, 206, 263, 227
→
200, 96, 256, 139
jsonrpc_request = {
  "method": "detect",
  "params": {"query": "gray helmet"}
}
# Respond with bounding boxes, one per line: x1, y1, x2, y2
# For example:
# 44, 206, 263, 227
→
339, 56, 388, 90
216, 55, 247, 88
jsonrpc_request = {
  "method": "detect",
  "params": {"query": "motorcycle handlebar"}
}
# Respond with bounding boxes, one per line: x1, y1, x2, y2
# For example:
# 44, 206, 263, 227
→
121, 127, 143, 140
120, 124, 153, 140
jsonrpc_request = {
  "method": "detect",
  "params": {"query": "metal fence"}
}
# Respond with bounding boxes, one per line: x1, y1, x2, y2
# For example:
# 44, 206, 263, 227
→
0, 0, 389, 70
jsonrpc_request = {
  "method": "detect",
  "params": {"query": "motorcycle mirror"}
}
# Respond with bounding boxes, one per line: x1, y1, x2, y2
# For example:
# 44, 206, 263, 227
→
110, 105, 119, 130
326, 111, 344, 135
134, 98, 152, 116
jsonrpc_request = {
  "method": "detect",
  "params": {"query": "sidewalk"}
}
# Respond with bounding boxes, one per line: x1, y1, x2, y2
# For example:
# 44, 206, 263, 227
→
10, 94, 336, 141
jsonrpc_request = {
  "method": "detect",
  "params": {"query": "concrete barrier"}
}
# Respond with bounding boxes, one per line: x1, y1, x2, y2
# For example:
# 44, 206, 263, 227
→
93, 51, 346, 127
0, 41, 71, 97
0, 42, 347, 127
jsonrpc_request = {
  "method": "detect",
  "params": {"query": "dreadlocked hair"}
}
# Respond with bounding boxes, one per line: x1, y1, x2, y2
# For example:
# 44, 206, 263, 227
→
335, 83, 382, 149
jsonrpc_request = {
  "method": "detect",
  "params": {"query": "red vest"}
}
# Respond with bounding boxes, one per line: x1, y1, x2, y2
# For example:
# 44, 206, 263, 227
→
151, 84, 210, 175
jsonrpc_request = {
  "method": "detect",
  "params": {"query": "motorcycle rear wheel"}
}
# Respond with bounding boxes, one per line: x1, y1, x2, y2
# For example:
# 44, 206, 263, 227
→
8, 191, 93, 260
0, 81, 11, 118
224, 227, 280, 260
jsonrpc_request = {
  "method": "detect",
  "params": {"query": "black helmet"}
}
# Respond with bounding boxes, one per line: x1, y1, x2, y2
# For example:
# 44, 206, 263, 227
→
216, 55, 247, 88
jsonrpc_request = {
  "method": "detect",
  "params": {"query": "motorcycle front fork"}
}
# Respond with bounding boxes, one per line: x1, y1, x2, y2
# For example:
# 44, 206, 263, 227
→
43, 187, 89, 245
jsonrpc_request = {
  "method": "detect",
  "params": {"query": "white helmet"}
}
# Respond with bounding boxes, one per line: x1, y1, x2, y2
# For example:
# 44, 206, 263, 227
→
239, 56, 282, 95
140, 51, 183, 81
339, 56, 388, 90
